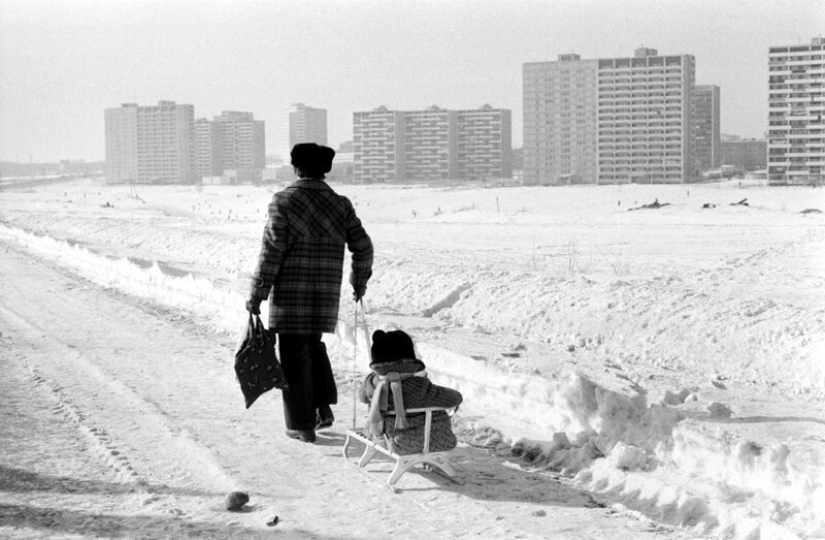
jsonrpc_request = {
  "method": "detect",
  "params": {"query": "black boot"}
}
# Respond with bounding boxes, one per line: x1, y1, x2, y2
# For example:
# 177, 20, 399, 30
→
315, 404, 334, 430
285, 429, 316, 443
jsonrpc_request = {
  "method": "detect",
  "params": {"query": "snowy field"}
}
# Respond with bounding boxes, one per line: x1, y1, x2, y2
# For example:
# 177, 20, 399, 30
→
1, 177, 824, 538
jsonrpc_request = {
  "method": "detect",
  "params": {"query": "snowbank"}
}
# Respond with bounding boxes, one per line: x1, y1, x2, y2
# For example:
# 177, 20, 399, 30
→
2, 220, 823, 539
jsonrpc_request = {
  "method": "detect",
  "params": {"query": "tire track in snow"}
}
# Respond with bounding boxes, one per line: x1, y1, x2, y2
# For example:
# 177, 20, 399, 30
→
0, 300, 241, 498
26, 358, 144, 487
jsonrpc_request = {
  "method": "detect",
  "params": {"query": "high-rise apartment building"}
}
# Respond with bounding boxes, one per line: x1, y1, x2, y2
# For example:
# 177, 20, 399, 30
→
693, 85, 721, 172
194, 118, 222, 178
353, 106, 406, 183
523, 48, 696, 185
353, 105, 511, 183
104, 104, 138, 184
599, 48, 695, 184
290, 103, 328, 147
215, 111, 265, 172
404, 106, 458, 181
768, 37, 824, 185
458, 105, 513, 180
523, 54, 598, 185
105, 100, 195, 184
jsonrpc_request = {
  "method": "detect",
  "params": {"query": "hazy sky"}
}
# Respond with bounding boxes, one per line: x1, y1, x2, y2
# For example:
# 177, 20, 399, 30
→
0, 0, 822, 162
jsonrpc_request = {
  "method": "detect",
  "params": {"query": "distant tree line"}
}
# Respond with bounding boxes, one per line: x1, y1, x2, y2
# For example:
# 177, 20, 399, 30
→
0, 160, 104, 178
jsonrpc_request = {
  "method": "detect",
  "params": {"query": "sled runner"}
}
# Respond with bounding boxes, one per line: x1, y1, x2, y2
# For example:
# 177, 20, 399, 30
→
342, 406, 463, 492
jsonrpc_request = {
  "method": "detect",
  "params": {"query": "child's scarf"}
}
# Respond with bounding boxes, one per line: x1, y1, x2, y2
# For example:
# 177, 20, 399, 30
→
368, 371, 414, 436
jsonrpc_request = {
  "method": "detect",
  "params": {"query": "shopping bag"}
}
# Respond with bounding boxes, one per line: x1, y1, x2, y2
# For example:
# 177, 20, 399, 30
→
234, 313, 289, 409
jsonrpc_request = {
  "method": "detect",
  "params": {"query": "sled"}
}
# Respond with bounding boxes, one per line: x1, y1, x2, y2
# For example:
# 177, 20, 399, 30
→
342, 406, 464, 492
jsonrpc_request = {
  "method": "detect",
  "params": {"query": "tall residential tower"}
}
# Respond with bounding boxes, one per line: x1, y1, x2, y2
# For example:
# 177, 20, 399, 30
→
768, 37, 824, 185
194, 118, 222, 179
404, 106, 458, 181
523, 53, 598, 185
693, 85, 721, 173
289, 103, 328, 147
523, 48, 696, 185
353, 106, 406, 183
215, 111, 265, 173
105, 100, 195, 184
458, 105, 513, 181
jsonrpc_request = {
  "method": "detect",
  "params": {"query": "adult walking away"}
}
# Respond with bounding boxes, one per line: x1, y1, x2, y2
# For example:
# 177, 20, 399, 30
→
246, 143, 373, 443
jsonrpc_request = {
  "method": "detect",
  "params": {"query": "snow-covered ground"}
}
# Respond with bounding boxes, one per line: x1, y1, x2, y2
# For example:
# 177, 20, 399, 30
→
1, 177, 823, 538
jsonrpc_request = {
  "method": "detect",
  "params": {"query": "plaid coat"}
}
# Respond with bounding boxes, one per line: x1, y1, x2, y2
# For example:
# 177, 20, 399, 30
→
249, 178, 373, 334
359, 359, 463, 455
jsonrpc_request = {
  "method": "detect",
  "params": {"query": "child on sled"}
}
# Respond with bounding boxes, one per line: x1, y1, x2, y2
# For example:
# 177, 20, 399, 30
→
358, 329, 463, 455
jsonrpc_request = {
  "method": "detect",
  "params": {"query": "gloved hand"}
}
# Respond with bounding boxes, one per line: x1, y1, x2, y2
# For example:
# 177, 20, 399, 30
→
245, 299, 261, 315
353, 287, 365, 302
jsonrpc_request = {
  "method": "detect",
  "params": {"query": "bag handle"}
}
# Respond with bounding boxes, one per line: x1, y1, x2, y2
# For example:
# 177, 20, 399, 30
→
248, 313, 272, 351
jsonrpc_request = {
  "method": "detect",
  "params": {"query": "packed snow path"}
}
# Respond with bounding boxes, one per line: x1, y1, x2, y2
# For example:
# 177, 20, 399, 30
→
0, 242, 674, 539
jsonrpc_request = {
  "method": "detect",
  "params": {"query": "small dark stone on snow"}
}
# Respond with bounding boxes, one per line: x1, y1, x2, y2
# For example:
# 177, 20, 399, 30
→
225, 491, 249, 511
267, 516, 280, 527
711, 379, 727, 390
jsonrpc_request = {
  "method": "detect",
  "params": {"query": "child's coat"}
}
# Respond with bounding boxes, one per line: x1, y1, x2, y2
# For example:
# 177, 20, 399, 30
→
359, 358, 463, 455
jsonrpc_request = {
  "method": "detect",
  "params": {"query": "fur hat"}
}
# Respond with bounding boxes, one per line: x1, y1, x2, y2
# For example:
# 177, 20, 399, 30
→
291, 143, 335, 177
370, 330, 416, 364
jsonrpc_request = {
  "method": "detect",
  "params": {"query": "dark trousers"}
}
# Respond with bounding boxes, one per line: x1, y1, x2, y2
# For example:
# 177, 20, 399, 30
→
278, 333, 337, 431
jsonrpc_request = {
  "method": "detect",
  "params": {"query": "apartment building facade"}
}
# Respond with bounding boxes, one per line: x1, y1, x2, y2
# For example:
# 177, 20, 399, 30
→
598, 48, 695, 184
290, 103, 328, 147
523, 54, 598, 185
194, 118, 222, 178
768, 37, 824, 185
105, 100, 195, 184
404, 106, 458, 181
353, 106, 406, 183
458, 105, 513, 180
523, 48, 696, 185
693, 85, 721, 172
353, 105, 511, 183
104, 104, 138, 184
191, 112, 265, 182
215, 111, 265, 173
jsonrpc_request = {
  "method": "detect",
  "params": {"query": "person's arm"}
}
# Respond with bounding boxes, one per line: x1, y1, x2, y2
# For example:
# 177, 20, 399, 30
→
247, 193, 289, 313
344, 200, 373, 301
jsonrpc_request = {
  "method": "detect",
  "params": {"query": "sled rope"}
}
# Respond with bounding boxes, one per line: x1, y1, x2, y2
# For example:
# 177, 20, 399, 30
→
352, 299, 371, 429
353, 301, 358, 428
